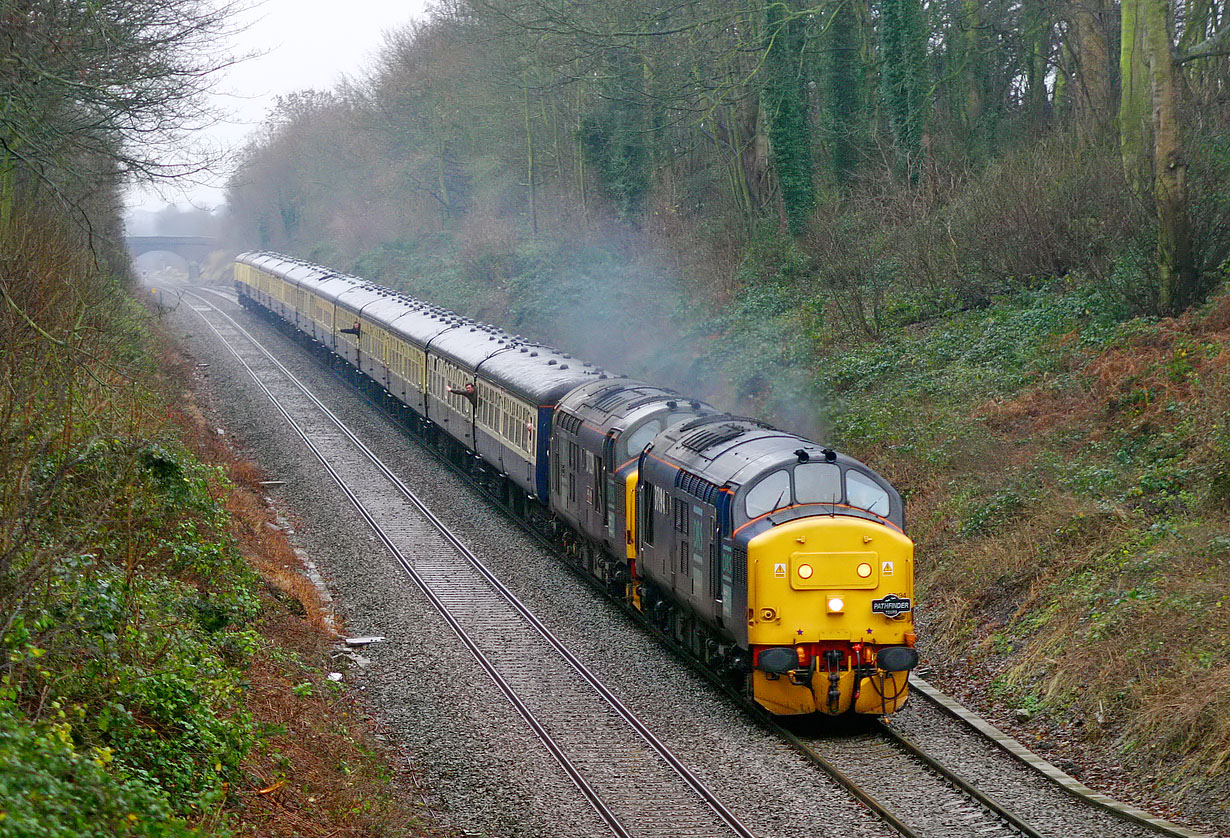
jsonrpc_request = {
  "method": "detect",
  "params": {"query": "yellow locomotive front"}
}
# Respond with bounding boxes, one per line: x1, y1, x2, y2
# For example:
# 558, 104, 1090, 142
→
634, 417, 916, 718
745, 514, 916, 715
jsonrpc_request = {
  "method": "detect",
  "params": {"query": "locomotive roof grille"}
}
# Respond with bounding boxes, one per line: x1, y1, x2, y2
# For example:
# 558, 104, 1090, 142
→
626, 393, 680, 410
680, 424, 746, 452
589, 385, 629, 411
678, 414, 728, 432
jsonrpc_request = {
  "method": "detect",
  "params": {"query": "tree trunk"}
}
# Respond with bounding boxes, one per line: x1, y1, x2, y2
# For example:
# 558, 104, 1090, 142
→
828, 0, 861, 186
1144, 0, 1198, 313
436, 132, 452, 217
1023, 0, 1052, 124
1119, 0, 1152, 193
523, 83, 537, 236
881, 0, 928, 180
961, 0, 986, 157
764, 0, 814, 233
1071, 0, 1113, 131
575, 81, 588, 223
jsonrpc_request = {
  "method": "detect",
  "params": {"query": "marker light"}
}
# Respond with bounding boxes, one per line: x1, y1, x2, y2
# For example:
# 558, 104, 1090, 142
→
857, 562, 873, 578
827, 597, 845, 614
797, 563, 814, 580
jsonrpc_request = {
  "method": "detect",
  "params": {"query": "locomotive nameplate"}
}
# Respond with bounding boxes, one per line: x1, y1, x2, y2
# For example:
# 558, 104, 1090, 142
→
871, 594, 912, 617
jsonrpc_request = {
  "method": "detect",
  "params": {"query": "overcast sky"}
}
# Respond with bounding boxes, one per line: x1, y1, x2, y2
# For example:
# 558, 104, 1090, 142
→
127, 0, 430, 215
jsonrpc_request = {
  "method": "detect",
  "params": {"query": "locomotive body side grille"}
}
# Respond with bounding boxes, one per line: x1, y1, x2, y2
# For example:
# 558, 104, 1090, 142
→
675, 470, 720, 505
557, 411, 583, 434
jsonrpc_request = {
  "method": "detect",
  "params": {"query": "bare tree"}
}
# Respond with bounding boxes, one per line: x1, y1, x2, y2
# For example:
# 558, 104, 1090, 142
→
0, 0, 244, 225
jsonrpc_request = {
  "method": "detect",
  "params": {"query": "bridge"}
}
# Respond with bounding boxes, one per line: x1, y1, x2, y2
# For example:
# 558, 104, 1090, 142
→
125, 236, 221, 281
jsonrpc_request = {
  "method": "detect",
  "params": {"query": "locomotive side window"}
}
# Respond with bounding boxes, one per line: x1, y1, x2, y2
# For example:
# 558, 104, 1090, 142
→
795, 462, 842, 504
846, 470, 890, 516
744, 469, 790, 518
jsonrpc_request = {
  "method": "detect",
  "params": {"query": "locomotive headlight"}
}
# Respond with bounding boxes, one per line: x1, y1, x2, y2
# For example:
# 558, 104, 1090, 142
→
857, 562, 873, 578
827, 597, 845, 614
797, 563, 814, 580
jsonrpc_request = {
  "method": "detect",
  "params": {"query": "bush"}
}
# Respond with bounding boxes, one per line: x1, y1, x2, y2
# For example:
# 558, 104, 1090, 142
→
1, 209, 260, 833
0, 712, 200, 838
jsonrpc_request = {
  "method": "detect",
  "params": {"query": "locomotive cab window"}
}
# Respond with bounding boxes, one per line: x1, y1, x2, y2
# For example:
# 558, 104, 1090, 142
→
622, 419, 661, 461
795, 462, 842, 504
744, 469, 790, 519
846, 470, 890, 516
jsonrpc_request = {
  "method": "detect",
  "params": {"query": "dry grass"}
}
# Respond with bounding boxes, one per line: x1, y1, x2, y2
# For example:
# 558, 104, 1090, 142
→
231, 595, 437, 838
906, 291, 1230, 810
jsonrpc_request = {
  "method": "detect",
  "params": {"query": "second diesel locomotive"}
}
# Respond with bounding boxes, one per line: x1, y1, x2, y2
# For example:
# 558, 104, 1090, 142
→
233, 251, 918, 716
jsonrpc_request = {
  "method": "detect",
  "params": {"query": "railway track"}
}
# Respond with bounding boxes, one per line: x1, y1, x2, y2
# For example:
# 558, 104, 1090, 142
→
782, 720, 1043, 838
899, 681, 1210, 838
182, 290, 756, 838
181, 284, 1210, 838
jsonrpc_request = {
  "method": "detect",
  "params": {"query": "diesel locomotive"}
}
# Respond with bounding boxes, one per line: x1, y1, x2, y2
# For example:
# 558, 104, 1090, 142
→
233, 251, 919, 716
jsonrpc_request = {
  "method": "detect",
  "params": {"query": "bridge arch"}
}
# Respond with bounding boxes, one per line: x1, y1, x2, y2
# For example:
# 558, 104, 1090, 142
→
125, 236, 220, 282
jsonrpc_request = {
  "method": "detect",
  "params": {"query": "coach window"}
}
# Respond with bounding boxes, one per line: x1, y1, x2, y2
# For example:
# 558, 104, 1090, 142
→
795, 462, 842, 504
846, 470, 890, 517
744, 469, 790, 519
